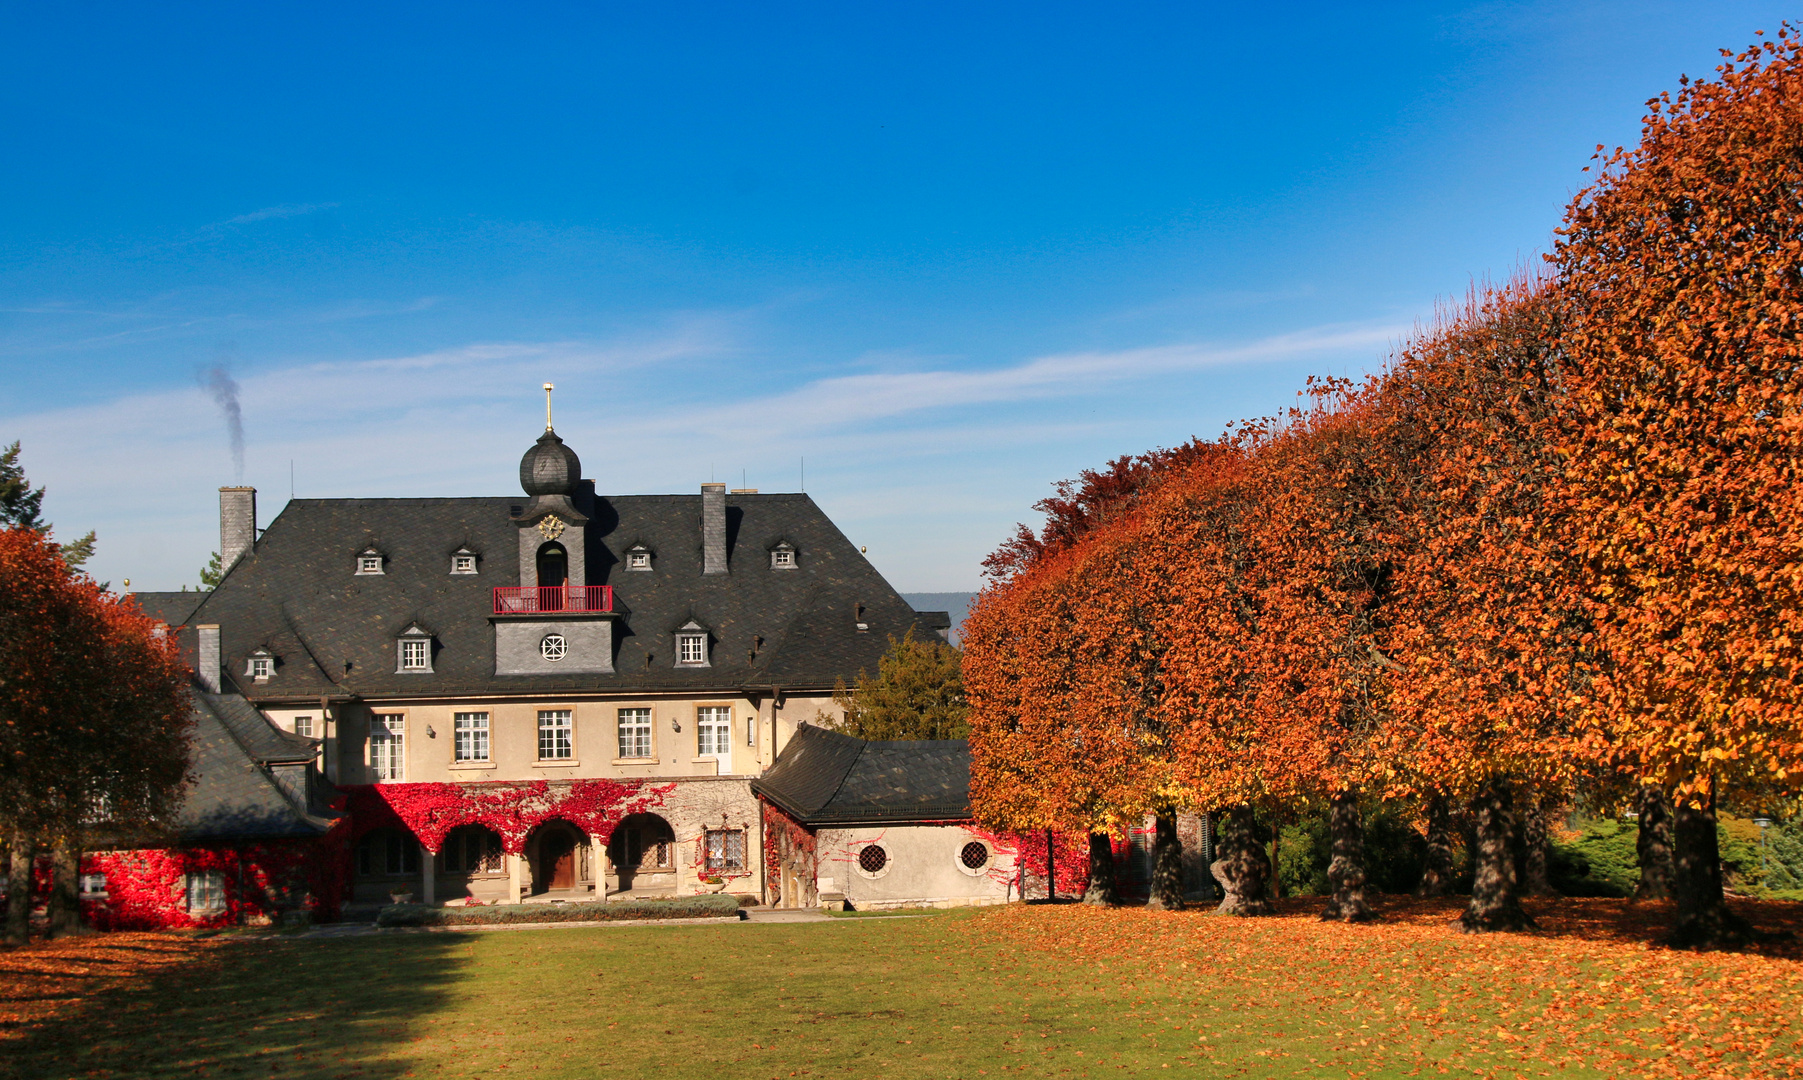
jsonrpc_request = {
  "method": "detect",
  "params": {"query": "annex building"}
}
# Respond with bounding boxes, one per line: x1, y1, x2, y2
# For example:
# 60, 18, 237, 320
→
88, 412, 1017, 927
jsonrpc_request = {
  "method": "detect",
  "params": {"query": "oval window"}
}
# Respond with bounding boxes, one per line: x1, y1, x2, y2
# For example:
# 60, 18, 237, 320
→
541, 635, 568, 662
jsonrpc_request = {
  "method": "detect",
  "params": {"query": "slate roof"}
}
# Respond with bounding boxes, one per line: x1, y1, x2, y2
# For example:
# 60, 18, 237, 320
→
750, 724, 972, 825
132, 591, 208, 628
168, 486, 938, 703
177, 691, 337, 842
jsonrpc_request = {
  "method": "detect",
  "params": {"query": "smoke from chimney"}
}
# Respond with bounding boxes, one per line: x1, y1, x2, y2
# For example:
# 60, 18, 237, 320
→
203, 364, 245, 483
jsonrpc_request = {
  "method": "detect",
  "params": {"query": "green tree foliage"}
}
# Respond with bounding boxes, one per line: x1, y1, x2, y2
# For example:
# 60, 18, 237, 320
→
831, 627, 969, 741
198, 550, 223, 589
0, 440, 96, 569
1761, 820, 1803, 893
1276, 803, 1428, 897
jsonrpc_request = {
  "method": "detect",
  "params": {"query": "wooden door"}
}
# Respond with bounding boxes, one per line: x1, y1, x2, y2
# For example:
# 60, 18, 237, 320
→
539, 831, 576, 891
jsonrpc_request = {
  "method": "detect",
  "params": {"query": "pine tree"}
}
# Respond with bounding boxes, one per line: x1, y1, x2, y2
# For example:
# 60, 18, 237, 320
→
0, 441, 96, 569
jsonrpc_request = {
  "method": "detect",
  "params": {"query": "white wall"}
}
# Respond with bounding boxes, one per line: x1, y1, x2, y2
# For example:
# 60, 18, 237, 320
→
818, 824, 1017, 911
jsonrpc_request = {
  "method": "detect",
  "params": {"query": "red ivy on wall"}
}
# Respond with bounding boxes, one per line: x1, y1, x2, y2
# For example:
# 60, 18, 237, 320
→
342, 779, 674, 854
760, 801, 817, 905
80, 828, 347, 931
971, 826, 1088, 897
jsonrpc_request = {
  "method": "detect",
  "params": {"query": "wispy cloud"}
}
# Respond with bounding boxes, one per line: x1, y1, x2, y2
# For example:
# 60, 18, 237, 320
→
222, 202, 340, 226
0, 317, 1401, 591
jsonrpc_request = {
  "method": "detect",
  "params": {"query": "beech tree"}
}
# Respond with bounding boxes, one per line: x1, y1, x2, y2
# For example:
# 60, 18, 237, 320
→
1552, 31, 1803, 946
0, 528, 190, 941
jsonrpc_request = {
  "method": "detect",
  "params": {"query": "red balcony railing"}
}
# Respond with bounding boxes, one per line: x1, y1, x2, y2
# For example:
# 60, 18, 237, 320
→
492, 585, 613, 615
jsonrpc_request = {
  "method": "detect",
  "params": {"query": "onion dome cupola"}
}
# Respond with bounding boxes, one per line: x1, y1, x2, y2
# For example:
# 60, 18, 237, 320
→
520, 429, 581, 496
511, 386, 589, 589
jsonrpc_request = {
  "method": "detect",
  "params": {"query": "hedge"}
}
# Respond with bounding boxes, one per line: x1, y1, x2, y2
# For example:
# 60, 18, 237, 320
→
376, 894, 743, 927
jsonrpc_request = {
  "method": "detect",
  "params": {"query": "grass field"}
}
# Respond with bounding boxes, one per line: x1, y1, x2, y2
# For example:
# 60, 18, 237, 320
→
3, 897, 1802, 1080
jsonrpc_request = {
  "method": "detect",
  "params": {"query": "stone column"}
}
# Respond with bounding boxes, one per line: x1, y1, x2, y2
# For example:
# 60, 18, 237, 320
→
421, 849, 436, 906
507, 853, 523, 904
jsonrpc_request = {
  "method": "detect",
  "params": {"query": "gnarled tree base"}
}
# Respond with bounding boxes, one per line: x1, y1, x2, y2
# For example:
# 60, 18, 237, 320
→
1457, 779, 1537, 934
1320, 791, 1377, 923
1211, 806, 1272, 916
1081, 831, 1119, 906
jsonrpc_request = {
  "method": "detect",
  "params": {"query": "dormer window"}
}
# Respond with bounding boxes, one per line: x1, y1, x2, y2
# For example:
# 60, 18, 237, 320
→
396, 625, 433, 673
675, 620, 710, 668
769, 541, 797, 570
625, 544, 653, 571
246, 650, 274, 682
450, 548, 478, 575
356, 549, 385, 575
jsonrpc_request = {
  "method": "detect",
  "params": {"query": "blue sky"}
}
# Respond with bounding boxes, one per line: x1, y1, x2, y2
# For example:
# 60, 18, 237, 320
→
1, 2, 1790, 591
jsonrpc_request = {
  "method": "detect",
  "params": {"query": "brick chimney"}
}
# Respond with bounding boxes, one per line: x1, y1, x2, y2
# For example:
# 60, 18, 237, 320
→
701, 483, 727, 575
219, 486, 256, 571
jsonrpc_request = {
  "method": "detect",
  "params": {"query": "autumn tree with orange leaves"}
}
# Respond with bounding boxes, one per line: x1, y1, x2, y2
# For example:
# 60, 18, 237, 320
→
0, 528, 191, 942
1551, 30, 1803, 947
967, 28, 1803, 950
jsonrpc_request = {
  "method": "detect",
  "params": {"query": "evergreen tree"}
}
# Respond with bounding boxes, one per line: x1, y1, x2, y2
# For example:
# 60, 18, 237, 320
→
198, 551, 223, 589
831, 627, 968, 740
0, 441, 96, 569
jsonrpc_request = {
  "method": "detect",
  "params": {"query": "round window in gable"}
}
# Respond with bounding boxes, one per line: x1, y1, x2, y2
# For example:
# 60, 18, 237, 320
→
541, 635, 568, 662
857, 844, 888, 874
960, 842, 990, 870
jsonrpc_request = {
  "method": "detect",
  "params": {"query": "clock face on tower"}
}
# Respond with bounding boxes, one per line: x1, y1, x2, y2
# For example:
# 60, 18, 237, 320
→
536, 517, 567, 541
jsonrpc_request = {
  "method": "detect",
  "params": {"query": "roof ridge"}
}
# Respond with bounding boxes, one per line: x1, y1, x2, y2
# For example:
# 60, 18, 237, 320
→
813, 724, 867, 815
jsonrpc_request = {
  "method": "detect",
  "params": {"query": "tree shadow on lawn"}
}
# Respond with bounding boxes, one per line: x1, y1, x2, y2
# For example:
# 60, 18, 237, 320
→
1, 932, 471, 1080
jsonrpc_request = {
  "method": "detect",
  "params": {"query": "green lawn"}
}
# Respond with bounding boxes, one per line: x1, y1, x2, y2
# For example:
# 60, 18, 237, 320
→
6, 899, 1801, 1080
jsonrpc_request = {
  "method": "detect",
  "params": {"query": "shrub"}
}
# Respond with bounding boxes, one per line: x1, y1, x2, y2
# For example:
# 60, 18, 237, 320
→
375, 895, 742, 928
1275, 803, 1428, 897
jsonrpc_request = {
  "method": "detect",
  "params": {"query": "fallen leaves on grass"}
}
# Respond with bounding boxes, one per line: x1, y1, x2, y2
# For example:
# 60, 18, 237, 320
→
0, 933, 215, 1038
972, 896, 1803, 1079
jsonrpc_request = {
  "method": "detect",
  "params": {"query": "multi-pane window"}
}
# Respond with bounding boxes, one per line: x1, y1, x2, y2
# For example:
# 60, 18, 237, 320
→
678, 634, 707, 665
357, 553, 383, 574
79, 872, 108, 897
441, 827, 503, 874
249, 656, 272, 680
400, 638, 429, 671
746, 712, 757, 746
451, 552, 477, 574
697, 706, 731, 759
453, 712, 490, 762
618, 708, 652, 759
293, 715, 313, 738
356, 830, 420, 876
771, 546, 796, 569
626, 549, 651, 570
538, 710, 573, 760
185, 870, 225, 912
371, 714, 405, 781
704, 829, 745, 871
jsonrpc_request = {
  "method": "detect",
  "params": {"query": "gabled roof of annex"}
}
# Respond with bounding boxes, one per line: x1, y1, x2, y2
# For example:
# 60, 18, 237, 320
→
751, 724, 972, 825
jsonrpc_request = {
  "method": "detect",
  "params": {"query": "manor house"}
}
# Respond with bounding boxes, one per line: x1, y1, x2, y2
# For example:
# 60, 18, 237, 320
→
117, 412, 976, 920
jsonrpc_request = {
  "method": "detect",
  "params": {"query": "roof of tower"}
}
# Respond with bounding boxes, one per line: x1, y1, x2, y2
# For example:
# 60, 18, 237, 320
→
519, 430, 581, 496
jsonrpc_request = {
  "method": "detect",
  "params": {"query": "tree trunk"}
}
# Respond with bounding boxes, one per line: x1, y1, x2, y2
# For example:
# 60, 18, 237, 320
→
1668, 786, 1752, 948
5, 828, 32, 945
1146, 813, 1184, 910
1209, 806, 1272, 916
1044, 829, 1056, 901
1633, 785, 1676, 902
1081, 832, 1118, 906
1417, 796, 1456, 897
1458, 779, 1535, 933
47, 836, 83, 939
1517, 800, 1557, 897
1320, 791, 1376, 922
